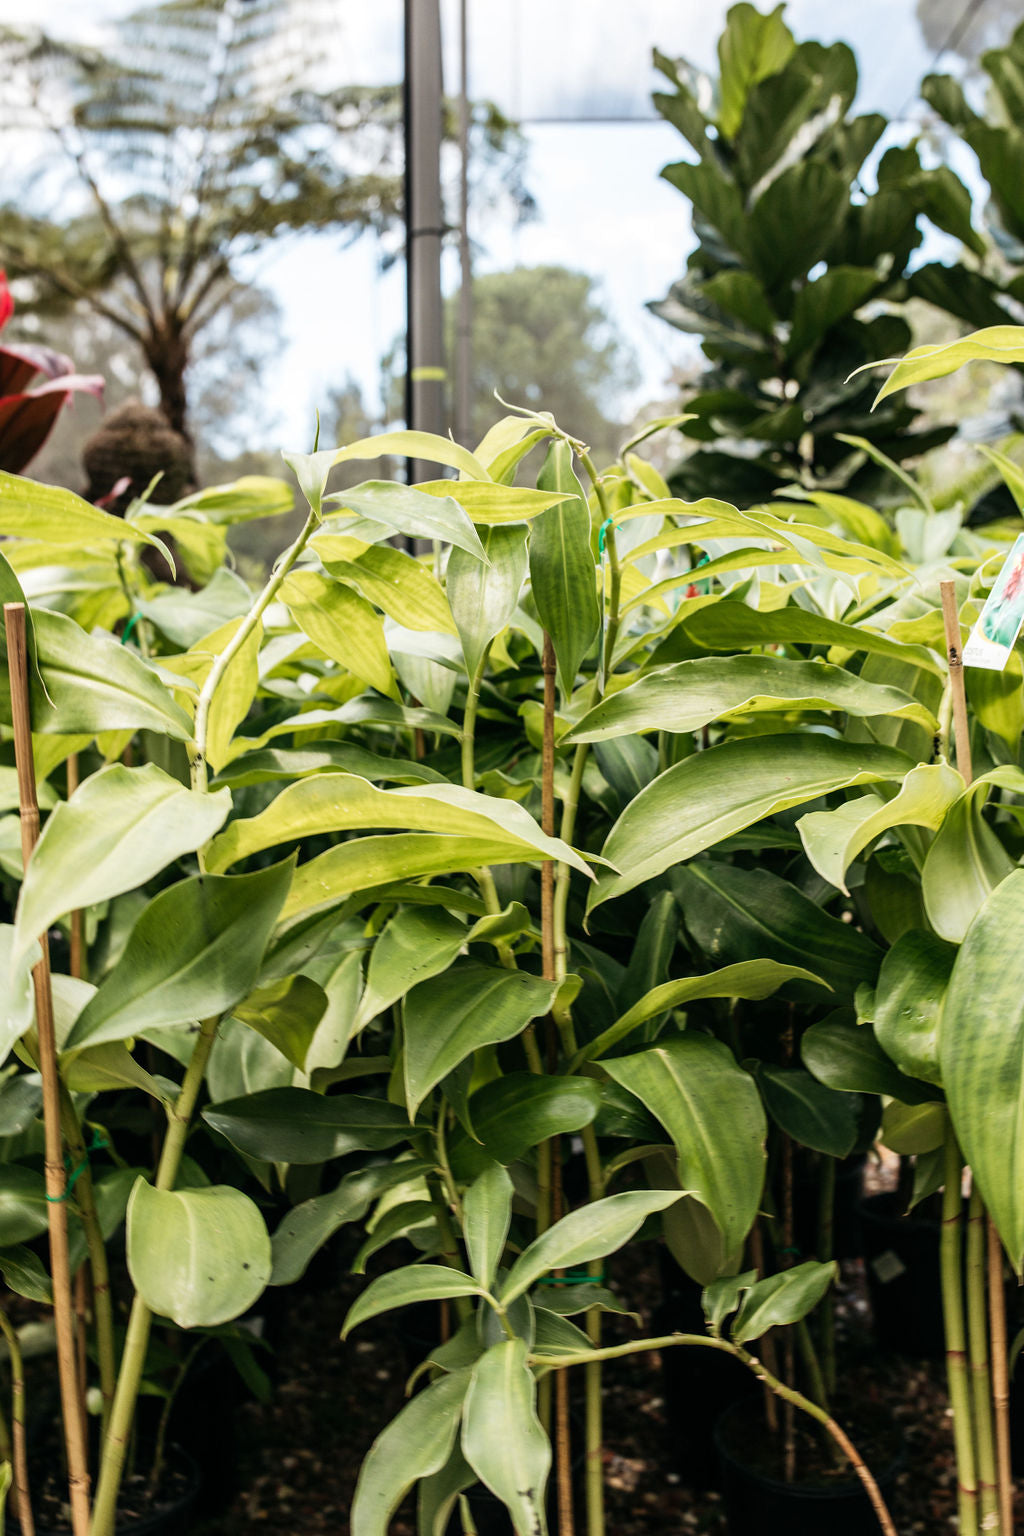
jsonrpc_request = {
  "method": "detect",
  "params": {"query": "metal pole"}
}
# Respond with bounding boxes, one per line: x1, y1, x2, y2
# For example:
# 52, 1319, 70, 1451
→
455, 0, 473, 448
404, 0, 446, 484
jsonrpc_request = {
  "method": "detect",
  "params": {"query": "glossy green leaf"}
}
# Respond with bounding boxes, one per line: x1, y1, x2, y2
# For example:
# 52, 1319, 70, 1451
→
529, 441, 600, 697
281, 570, 393, 696
870, 324, 1024, 405
204, 1088, 412, 1165
798, 762, 963, 895
354, 908, 468, 1033
0, 927, 39, 1062
351, 1367, 470, 1536
702, 1269, 757, 1334
206, 771, 590, 877
67, 862, 293, 1049
464, 1163, 513, 1291
404, 963, 557, 1116
579, 959, 825, 1064
801, 1016, 932, 1103
126, 1180, 271, 1328
14, 764, 231, 961
322, 478, 488, 559
313, 534, 456, 634
942, 870, 1024, 1268
0, 471, 169, 550
233, 975, 327, 1071
343, 1264, 485, 1337
873, 930, 953, 1088
603, 1036, 765, 1252
673, 863, 880, 1002
757, 1066, 858, 1158
462, 1340, 550, 1536
0, 1245, 52, 1304
566, 656, 934, 744
447, 524, 528, 679
590, 736, 911, 910
0, 1166, 49, 1246
731, 1261, 838, 1343
30, 608, 192, 740
352, 1201, 437, 1273
922, 781, 1015, 943
270, 1162, 432, 1286
422, 479, 571, 523
500, 1190, 681, 1305
465, 1074, 601, 1166
880, 1099, 947, 1155
717, 1, 794, 137
672, 599, 940, 672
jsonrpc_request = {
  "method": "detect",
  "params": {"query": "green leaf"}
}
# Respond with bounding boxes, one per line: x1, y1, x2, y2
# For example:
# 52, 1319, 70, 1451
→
0, 927, 39, 1062
203, 1088, 412, 1165
0, 471, 169, 551
0, 1245, 52, 1304
788, 266, 880, 358
464, 1163, 513, 1292
757, 1066, 858, 1158
313, 534, 456, 634
214, 742, 446, 789
801, 1016, 932, 1103
0, 1167, 49, 1246
565, 655, 933, 744
590, 737, 911, 911
447, 524, 528, 679
233, 975, 327, 1071
354, 907, 468, 1033
137, 566, 252, 649
418, 1446, 477, 1536
404, 963, 557, 1117
206, 771, 590, 878
500, 1190, 680, 1305
462, 1340, 550, 1536
30, 608, 192, 740
798, 762, 963, 895
465, 1074, 601, 1166
731, 1261, 838, 1343
14, 765, 231, 962
421, 479, 569, 524
270, 1162, 432, 1286
126, 1180, 271, 1328
165, 475, 295, 525
351, 1368, 470, 1536
66, 862, 293, 1049
673, 863, 880, 1003
579, 959, 824, 1064
880, 1099, 947, 1155
673, 600, 940, 673
529, 442, 600, 698
941, 869, 1024, 1268
323, 478, 487, 560
869, 325, 1024, 405
717, 2, 794, 138
343, 1264, 485, 1337
922, 781, 1015, 943
603, 1037, 765, 1252
873, 930, 953, 1088
280, 570, 393, 696
703, 1270, 757, 1334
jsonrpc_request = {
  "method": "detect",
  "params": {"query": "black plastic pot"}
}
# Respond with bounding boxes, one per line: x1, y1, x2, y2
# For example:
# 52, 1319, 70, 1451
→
715, 1398, 899, 1536
9, 1449, 200, 1536
859, 1191, 943, 1360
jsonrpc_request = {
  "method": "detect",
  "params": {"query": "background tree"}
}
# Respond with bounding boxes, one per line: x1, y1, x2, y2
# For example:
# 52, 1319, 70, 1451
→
648, 3, 989, 507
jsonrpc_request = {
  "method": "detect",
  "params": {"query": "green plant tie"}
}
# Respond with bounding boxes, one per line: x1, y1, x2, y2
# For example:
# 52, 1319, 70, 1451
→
537, 1269, 605, 1286
46, 1129, 109, 1203
120, 611, 142, 647
597, 516, 619, 555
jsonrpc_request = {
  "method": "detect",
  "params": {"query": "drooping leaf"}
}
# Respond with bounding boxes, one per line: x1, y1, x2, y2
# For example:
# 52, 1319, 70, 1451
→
0, 471, 169, 551
233, 974, 327, 1071
270, 1162, 432, 1286
921, 781, 1015, 943
30, 608, 192, 740
802, 1016, 933, 1104
126, 1180, 271, 1328
603, 1036, 765, 1252
203, 1088, 412, 1165
66, 861, 293, 1049
500, 1191, 681, 1305
872, 930, 953, 1088
671, 598, 939, 672
462, 1340, 550, 1536
730, 1261, 838, 1343
351, 1368, 470, 1536
214, 742, 446, 788
870, 324, 1024, 405
14, 764, 231, 961
343, 1265, 485, 1337
320, 476, 488, 558
423, 479, 572, 523
0, 1166, 49, 1246
0, 1245, 52, 1304
590, 736, 911, 910
464, 1074, 601, 1166
529, 441, 600, 698
463, 1163, 513, 1292
0, 926, 39, 1062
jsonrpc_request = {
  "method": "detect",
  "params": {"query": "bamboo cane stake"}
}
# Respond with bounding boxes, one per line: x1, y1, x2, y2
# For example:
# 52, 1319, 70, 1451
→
940, 579, 1013, 1533
4, 604, 91, 1536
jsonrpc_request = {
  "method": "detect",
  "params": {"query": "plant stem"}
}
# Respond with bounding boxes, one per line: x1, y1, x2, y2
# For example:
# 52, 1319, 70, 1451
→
4, 603, 90, 1536
532, 1332, 897, 1536
966, 1182, 998, 1528
0, 1309, 33, 1536
90, 1016, 220, 1536
818, 1156, 837, 1397
988, 1216, 1013, 1536
942, 1129, 978, 1536
149, 1340, 205, 1494
58, 1088, 116, 1433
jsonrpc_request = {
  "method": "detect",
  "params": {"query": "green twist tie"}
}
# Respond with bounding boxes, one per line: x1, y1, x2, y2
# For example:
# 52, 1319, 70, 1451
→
537, 1269, 605, 1287
46, 1129, 109, 1203
121, 612, 142, 647
597, 517, 619, 555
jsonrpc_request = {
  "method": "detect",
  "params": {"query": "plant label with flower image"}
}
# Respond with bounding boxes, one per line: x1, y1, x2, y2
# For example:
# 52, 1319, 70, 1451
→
963, 534, 1024, 670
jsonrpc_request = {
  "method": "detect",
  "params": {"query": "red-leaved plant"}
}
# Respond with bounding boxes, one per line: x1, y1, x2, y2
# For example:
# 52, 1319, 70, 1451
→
0, 271, 104, 473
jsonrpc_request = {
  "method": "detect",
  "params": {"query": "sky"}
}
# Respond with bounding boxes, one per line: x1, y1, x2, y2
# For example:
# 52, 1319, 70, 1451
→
0, 0, 1020, 451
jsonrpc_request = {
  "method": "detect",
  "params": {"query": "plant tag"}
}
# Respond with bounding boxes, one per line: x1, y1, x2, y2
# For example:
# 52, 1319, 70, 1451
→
871, 1249, 906, 1285
964, 535, 1024, 670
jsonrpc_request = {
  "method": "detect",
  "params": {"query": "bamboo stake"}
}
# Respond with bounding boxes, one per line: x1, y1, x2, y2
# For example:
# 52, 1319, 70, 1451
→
4, 604, 91, 1536
65, 754, 86, 982
940, 579, 1013, 1533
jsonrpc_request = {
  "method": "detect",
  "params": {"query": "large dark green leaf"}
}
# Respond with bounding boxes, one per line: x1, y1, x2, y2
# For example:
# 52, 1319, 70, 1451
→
802, 1016, 933, 1104
590, 736, 911, 911
462, 1341, 550, 1536
465, 1074, 601, 1165
603, 1035, 766, 1251
941, 870, 1024, 1268
529, 442, 600, 698
749, 161, 847, 289
67, 862, 293, 1049
0, 1166, 49, 1246
872, 930, 953, 1088
757, 1066, 859, 1158
404, 963, 557, 1116
203, 1088, 413, 1165
351, 1368, 470, 1536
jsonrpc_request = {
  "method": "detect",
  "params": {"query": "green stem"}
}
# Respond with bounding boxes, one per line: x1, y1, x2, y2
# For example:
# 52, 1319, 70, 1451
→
942, 1129, 978, 1536
818, 1156, 836, 1398
460, 652, 489, 793
966, 1181, 998, 1529
90, 1017, 220, 1536
149, 1340, 205, 1495
58, 1089, 116, 1434
0, 1309, 29, 1536
531, 1333, 897, 1536
426, 1179, 473, 1326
